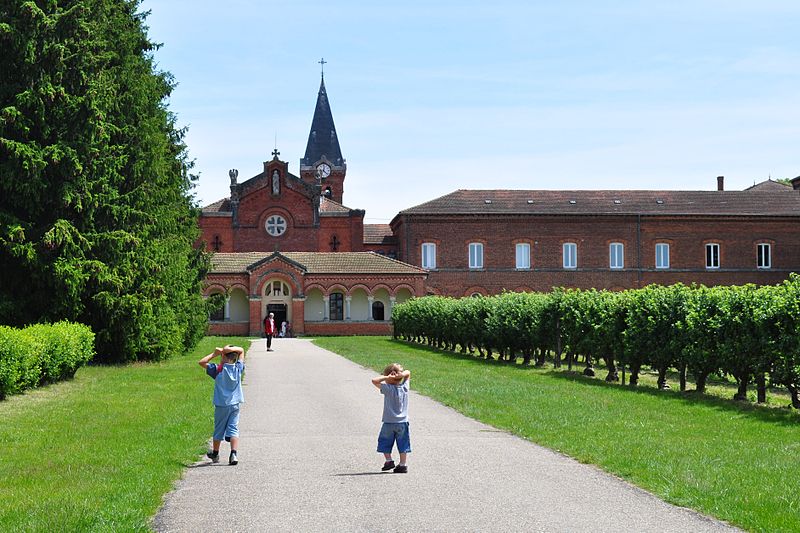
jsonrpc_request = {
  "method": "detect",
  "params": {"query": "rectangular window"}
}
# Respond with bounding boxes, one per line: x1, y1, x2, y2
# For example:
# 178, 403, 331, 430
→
329, 293, 344, 321
655, 243, 670, 269
469, 242, 484, 269
757, 243, 771, 269
609, 243, 624, 269
563, 243, 577, 269
421, 243, 436, 269
515, 243, 530, 269
705, 243, 720, 269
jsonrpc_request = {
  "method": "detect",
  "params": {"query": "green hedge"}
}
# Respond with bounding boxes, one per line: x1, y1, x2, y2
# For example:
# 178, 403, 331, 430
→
0, 322, 95, 400
392, 274, 800, 408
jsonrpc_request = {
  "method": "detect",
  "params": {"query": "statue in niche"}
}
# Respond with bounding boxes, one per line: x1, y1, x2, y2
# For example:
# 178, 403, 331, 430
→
272, 170, 280, 195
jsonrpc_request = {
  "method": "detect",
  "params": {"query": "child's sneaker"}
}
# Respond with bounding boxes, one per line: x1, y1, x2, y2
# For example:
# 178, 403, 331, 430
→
381, 460, 395, 471
229, 451, 238, 465
393, 464, 408, 474
206, 451, 219, 463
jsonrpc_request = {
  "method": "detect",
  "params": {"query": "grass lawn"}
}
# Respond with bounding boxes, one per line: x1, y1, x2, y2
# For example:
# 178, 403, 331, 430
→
0, 336, 250, 532
314, 336, 800, 533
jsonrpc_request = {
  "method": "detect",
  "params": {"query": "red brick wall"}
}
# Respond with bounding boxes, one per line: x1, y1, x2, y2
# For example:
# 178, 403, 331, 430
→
395, 214, 800, 296
317, 216, 364, 252
304, 321, 392, 336
199, 216, 234, 252
207, 321, 250, 336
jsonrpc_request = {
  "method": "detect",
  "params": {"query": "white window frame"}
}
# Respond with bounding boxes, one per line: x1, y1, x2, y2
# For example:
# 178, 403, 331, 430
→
469, 242, 484, 269
705, 243, 720, 269
515, 243, 530, 269
421, 242, 436, 269
563, 243, 577, 269
655, 243, 670, 269
609, 242, 624, 270
757, 243, 771, 269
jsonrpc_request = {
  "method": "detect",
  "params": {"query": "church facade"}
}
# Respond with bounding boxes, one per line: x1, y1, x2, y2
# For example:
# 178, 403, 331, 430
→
199, 76, 800, 336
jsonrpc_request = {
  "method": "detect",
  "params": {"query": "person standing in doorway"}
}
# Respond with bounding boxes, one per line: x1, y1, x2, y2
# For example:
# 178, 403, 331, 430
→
263, 312, 276, 351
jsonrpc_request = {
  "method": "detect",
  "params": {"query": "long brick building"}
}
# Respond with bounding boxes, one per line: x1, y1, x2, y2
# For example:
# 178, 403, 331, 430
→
200, 76, 800, 336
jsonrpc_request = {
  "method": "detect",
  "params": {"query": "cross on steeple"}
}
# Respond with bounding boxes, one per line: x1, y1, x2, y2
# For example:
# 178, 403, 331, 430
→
212, 234, 223, 252
319, 57, 327, 78
329, 235, 340, 251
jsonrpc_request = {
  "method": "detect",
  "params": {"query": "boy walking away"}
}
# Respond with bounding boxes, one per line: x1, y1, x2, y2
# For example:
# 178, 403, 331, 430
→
199, 345, 245, 465
372, 363, 411, 473
263, 313, 276, 351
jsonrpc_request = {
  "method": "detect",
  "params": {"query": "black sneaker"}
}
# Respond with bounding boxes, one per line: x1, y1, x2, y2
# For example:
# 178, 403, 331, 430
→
381, 460, 395, 471
206, 451, 219, 463
393, 464, 408, 474
229, 451, 238, 465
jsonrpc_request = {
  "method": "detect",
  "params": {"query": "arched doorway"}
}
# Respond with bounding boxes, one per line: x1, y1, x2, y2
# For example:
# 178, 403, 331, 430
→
262, 279, 292, 331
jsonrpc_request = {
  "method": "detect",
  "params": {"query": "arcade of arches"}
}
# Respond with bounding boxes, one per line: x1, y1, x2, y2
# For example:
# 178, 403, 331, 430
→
205, 251, 425, 336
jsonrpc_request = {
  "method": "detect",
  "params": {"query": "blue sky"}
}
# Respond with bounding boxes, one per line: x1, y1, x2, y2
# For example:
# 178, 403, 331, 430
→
140, 0, 800, 223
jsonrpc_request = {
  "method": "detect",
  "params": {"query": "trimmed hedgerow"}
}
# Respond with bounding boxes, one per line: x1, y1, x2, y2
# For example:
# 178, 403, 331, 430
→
0, 322, 94, 400
393, 274, 800, 408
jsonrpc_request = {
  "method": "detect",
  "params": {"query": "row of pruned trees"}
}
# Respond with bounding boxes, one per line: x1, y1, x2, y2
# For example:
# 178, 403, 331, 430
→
392, 275, 800, 408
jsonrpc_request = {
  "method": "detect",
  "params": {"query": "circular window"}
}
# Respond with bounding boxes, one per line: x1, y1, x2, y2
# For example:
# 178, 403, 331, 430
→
265, 215, 287, 237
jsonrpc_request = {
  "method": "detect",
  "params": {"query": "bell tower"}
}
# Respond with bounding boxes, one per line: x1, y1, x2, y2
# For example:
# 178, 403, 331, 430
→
300, 59, 346, 204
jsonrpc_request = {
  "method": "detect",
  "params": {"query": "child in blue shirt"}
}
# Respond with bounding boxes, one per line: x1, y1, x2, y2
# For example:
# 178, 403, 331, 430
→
371, 363, 411, 473
199, 344, 245, 465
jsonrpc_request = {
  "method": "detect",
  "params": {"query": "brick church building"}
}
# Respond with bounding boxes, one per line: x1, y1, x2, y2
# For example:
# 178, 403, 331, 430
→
199, 76, 800, 336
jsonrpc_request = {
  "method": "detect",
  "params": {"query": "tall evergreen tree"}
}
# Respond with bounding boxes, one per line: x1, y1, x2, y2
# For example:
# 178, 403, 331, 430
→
0, 0, 210, 362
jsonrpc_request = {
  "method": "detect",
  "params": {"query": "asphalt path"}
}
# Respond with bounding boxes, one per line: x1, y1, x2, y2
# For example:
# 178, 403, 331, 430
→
154, 338, 739, 532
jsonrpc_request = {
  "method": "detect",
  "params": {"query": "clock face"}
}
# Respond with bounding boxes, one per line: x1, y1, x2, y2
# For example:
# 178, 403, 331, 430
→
316, 163, 331, 178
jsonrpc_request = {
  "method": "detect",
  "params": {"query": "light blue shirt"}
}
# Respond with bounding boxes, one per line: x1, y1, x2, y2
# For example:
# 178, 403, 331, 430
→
380, 379, 409, 423
207, 361, 245, 406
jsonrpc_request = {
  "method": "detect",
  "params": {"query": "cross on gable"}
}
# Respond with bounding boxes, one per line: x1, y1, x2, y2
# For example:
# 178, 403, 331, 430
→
212, 235, 223, 252
271, 148, 280, 159
329, 235, 340, 251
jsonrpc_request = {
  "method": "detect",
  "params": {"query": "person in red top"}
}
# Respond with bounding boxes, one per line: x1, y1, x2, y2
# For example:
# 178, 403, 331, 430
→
263, 312, 276, 351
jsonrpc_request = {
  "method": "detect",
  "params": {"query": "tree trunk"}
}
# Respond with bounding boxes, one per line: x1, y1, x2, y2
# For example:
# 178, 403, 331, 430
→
535, 348, 546, 367
787, 384, 800, 409
734, 375, 749, 401
695, 372, 708, 393
629, 364, 641, 386
679, 363, 687, 392
657, 367, 670, 390
756, 373, 766, 404
554, 325, 562, 368
583, 356, 595, 377
567, 350, 574, 372
603, 355, 619, 382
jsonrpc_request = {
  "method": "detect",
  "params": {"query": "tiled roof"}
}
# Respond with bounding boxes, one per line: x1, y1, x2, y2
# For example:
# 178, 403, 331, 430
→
745, 179, 793, 192
399, 186, 800, 217
319, 197, 352, 214
363, 224, 395, 244
202, 198, 232, 214
210, 251, 425, 275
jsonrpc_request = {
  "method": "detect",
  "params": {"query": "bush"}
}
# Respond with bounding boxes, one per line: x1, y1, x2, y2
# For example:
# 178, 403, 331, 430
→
0, 322, 94, 400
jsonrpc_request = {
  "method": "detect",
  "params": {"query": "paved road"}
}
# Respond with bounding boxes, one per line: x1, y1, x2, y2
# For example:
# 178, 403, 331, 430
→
154, 338, 739, 532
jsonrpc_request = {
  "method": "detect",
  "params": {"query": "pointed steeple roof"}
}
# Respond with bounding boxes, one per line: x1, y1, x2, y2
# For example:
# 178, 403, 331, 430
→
301, 77, 343, 167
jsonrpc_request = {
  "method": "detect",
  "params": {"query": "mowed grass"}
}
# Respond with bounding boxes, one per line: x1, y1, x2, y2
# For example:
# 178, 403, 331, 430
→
0, 336, 249, 532
314, 336, 800, 533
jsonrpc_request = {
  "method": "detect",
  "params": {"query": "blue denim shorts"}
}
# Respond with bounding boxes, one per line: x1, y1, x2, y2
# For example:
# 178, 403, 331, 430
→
377, 422, 411, 454
213, 404, 240, 441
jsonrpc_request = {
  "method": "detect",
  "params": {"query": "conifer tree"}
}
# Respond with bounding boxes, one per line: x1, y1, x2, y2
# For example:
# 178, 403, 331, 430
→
0, 0, 210, 362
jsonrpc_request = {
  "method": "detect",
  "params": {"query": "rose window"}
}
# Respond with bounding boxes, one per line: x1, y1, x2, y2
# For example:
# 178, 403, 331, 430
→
265, 215, 287, 237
